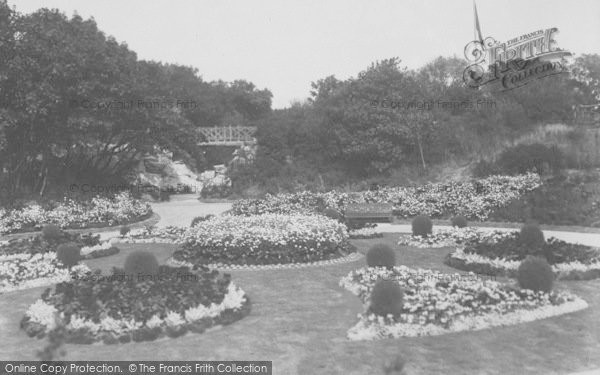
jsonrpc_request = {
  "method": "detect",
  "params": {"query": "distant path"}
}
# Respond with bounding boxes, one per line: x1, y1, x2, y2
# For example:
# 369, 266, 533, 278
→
149, 194, 231, 227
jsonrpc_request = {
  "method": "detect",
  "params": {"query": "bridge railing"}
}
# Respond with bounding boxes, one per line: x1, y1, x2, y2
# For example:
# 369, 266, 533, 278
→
197, 126, 257, 145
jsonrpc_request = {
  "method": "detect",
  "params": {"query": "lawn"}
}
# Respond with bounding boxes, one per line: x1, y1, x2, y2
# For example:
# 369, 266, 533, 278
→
1, 236, 599, 374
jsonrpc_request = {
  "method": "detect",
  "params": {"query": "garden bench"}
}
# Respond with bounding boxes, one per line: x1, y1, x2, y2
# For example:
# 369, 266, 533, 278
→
344, 203, 394, 225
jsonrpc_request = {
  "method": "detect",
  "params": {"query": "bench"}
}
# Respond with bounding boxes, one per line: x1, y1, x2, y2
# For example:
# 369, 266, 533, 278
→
344, 203, 394, 226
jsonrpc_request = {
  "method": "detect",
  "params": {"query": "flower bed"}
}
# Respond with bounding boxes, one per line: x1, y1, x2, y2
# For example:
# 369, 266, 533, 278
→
0, 231, 119, 260
445, 235, 600, 280
172, 214, 351, 266
0, 192, 152, 235
340, 266, 587, 340
231, 173, 541, 220
349, 227, 384, 239
0, 253, 89, 293
398, 227, 514, 248
21, 266, 250, 344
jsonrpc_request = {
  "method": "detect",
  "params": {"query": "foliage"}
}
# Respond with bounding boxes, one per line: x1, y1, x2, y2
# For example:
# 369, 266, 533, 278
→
55, 243, 81, 268
451, 215, 468, 228
475, 143, 565, 177
190, 215, 215, 227
22, 266, 249, 343
123, 251, 160, 277
0, 232, 100, 256
322, 207, 343, 222
366, 244, 396, 268
120, 225, 131, 237
519, 223, 545, 249
369, 280, 404, 317
489, 172, 600, 226
411, 215, 432, 238
231, 173, 541, 220
0, 192, 151, 235
42, 224, 63, 241
517, 256, 554, 293
172, 214, 350, 266
341, 265, 583, 339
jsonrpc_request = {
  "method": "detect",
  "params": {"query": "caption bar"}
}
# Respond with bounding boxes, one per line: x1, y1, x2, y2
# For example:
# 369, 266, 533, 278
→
1, 362, 272, 375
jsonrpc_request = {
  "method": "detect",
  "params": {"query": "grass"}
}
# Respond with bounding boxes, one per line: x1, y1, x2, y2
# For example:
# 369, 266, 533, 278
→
0, 236, 599, 374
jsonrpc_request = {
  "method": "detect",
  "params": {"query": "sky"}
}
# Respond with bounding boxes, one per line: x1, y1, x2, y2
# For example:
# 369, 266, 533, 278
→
9, 0, 600, 109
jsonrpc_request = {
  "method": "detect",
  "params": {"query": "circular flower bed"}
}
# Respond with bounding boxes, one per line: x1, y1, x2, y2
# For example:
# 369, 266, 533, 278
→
21, 265, 250, 344
0, 231, 118, 259
445, 232, 600, 280
0, 253, 89, 293
340, 266, 587, 340
172, 214, 351, 266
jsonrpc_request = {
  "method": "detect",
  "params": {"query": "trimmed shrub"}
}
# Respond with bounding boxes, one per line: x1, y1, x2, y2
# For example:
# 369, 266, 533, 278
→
519, 223, 545, 249
412, 215, 432, 238
517, 256, 554, 292
124, 251, 160, 277
366, 244, 396, 268
451, 215, 468, 228
369, 280, 404, 317
191, 215, 215, 227
120, 225, 131, 237
322, 208, 343, 222
56, 243, 81, 267
42, 224, 63, 241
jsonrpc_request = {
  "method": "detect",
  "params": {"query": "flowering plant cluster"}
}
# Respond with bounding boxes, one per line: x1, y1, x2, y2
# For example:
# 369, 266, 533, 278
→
173, 214, 350, 266
21, 266, 250, 344
349, 226, 384, 239
398, 228, 514, 248
0, 231, 100, 256
446, 241, 600, 280
231, 173, 541, 220
0, 253, 89, 293
0, 192, 152, 235
340, 266, 587, 340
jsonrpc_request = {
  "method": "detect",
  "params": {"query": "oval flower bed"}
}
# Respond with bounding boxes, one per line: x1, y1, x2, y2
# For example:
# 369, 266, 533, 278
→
0, 253, 89, 293
21, 266, 250, 344
445, 232, 600, 280
0, 192, 152, 235
340, 266, 587, 340
0, 231, 118, 259
398, 227, 514, 248
172, 214, 352, 266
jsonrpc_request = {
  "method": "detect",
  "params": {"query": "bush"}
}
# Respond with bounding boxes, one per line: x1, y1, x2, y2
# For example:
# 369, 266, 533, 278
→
322, 207, 343, 222
366, 244, 396, 268
412, 215, 432, 237
369, 280, 404, 317
120, 225, 131, 237
190, 215, 215, 227
124, 251, 160, 277
517, 256, 554, 292
56, 243, 81, 267
496, 143, 564, 176
451, 215, 468, 228
42, 224, 63, 241
519, 223, 545, 249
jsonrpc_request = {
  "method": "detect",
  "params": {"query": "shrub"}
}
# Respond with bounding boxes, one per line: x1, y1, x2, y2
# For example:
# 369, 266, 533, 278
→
42, 224, 63, 241
412, 215, 432, 238
56, 243, 80, 267
190, 215, 215, 227
517, 256, 554, 292
369, 280, 404, 317
496, 143, 564, 175
124, 251, 160, 277
322, 207, 343, 222
366, 244, 396, 268
519, 223, 545, 249
451, 215, 468, 228
120, 225, 131, 237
